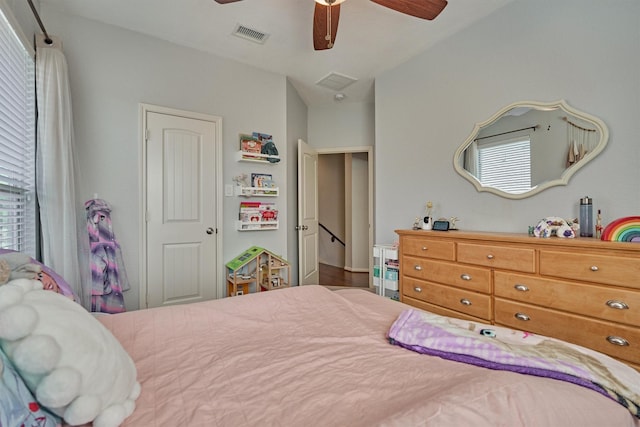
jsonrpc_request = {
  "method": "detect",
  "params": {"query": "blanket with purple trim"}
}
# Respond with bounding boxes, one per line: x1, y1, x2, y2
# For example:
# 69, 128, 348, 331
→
388, 309, 640, 418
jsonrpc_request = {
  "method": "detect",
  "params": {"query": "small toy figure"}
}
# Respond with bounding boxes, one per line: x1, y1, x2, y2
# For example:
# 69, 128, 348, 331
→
412, 217, 421, 230
449, 217, 459, 230
233, 173, 249, 187
595, 209, 603, 239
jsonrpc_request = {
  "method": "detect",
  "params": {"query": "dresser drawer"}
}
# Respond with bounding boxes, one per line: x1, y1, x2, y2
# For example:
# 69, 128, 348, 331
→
495, 298, 640, 366
540, 250, 640, 289
403, 256, 491, 293
401, 297, 489, 324
404, 277, 492, 320
495, 271, 640, 327
457, 243, 535, 273
401, 236, 455, 261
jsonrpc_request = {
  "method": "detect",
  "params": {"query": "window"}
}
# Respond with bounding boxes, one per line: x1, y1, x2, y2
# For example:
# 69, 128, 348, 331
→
0, 7, 36, 254
477, 137, 532, 194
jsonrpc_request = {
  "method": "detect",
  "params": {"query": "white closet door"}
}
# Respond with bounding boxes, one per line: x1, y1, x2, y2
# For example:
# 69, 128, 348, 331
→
145, 111, 219, 307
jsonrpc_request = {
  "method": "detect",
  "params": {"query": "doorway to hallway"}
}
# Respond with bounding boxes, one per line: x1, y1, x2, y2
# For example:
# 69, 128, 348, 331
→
317, 148, 372, 289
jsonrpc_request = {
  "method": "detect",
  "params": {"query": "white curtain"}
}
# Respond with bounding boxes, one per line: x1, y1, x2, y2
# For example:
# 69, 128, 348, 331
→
35, 35, 83, 303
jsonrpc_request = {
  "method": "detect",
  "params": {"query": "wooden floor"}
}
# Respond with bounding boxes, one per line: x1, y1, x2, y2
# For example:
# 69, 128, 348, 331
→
319, 263, 370, 288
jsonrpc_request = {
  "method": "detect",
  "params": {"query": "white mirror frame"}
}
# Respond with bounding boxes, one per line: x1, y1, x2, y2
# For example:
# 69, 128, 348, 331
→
453, 99, 609, 199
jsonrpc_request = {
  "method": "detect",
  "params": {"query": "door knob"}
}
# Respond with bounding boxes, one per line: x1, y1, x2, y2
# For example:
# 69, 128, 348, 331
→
206, 227, 214, 235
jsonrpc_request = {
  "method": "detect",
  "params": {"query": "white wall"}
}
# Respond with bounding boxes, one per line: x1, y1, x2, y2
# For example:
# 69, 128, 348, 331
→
308, 102, 375, 149
41, 6, 289, 309
349, 152, 369, 271
375, 0, 640, 244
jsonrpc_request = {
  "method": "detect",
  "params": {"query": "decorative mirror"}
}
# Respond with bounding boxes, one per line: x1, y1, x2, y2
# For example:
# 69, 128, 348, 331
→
453, 100, 609, 199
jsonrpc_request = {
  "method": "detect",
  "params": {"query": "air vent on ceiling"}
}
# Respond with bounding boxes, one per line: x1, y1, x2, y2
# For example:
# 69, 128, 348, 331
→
232, 24, 269, 44
316, 72, 358, 91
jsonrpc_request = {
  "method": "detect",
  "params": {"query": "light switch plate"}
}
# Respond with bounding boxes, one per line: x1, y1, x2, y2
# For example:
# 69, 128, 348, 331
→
225, 184, 234, 197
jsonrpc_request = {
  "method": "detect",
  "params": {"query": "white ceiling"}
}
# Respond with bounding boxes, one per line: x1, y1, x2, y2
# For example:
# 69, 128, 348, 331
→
40, 0, 514, 106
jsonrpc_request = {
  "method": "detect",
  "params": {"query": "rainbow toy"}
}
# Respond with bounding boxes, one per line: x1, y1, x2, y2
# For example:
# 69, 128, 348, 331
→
600, 216, 640, 242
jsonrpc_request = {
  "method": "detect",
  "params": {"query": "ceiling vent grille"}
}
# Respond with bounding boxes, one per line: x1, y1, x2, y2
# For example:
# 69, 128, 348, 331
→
315, 72, 358, 91
232, 24, 269, 44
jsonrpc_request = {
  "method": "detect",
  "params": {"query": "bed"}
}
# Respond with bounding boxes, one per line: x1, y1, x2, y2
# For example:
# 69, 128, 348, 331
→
94, 285, 639, 427
1, 276, 639, 427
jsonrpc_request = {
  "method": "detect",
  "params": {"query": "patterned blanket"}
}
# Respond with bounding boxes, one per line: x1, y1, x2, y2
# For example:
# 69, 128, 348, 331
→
388, 309, 640, 418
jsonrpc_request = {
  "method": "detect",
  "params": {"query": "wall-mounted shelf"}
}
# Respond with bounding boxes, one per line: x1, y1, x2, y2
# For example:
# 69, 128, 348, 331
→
236, 186, 279, 197
236, 220, 279, 231
236, 151, 280, 163
238, 201, 278, 231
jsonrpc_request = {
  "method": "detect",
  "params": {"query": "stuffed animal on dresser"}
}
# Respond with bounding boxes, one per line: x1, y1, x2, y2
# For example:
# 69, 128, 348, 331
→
533, 217, 578, 238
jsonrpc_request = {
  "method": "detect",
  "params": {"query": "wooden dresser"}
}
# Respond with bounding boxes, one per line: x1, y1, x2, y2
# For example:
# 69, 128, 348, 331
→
396, 229, 640, 370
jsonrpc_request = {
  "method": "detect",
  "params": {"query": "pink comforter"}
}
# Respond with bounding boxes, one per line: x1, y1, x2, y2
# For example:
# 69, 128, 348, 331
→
98, 285, 640, 427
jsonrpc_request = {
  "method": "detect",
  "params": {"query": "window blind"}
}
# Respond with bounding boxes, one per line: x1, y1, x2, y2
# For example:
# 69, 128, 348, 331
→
0, 7, 36, 254
477, 137, 532, 194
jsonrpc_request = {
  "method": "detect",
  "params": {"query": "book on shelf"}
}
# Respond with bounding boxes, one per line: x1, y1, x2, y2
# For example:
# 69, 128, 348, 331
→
239, 201, 278, 223
239, 134, 262, 159
251, 173, 272, 187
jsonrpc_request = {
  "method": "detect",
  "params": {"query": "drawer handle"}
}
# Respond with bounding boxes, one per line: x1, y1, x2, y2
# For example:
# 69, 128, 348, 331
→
486, 254, 495, 260
414, 287, 422, 293
606, 336, 629, 347
514, 284, 529, 292
460, 298, 472, 306
414, 265, 423, 271
514, 312, 530, 321
590, 265, 599, 272
606, 300, 629, 310
460, 274, 471, 281
421, 246, 428, 251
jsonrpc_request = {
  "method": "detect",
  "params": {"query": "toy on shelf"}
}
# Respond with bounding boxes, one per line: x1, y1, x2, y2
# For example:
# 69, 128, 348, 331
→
226, 246, 291, 296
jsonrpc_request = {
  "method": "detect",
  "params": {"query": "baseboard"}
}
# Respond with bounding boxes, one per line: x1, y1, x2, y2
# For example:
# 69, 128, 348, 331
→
344, 266, 369, 273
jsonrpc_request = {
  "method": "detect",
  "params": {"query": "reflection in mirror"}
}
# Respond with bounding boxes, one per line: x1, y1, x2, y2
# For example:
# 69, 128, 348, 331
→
453, 100, 609, 199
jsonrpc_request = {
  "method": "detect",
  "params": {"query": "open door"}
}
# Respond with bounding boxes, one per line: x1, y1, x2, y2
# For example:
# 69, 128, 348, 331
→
297, 139, 319, 285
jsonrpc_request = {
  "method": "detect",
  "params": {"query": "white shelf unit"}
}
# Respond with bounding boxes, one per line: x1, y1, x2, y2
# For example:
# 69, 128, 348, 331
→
236, 220, 279, 231
236, 186, 279, 197
235, 151, 281, 163
373, 244, 399, 299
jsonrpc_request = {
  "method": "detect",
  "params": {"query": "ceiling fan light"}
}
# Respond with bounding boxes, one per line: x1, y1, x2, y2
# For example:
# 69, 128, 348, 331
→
314, 0, 347, 5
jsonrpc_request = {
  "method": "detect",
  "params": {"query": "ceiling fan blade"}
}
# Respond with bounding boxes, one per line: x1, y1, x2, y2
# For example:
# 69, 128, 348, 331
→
313, 3, 341, 51
370, 0, 447, 20
214, 0, 242, 3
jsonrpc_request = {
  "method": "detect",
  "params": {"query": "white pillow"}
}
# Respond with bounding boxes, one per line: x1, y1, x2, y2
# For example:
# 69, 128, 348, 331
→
0, 279, 140, 427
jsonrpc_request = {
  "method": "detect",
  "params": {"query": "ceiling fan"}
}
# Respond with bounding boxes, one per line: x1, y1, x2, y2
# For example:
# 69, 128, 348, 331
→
214, 0, 448, 50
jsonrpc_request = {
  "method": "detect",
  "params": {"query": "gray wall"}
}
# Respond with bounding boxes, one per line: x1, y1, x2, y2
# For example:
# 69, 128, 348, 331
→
374, 0, 640, 243
309, 102, 375, 149
40, 5, 290, 309
4, 0, 38, 42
